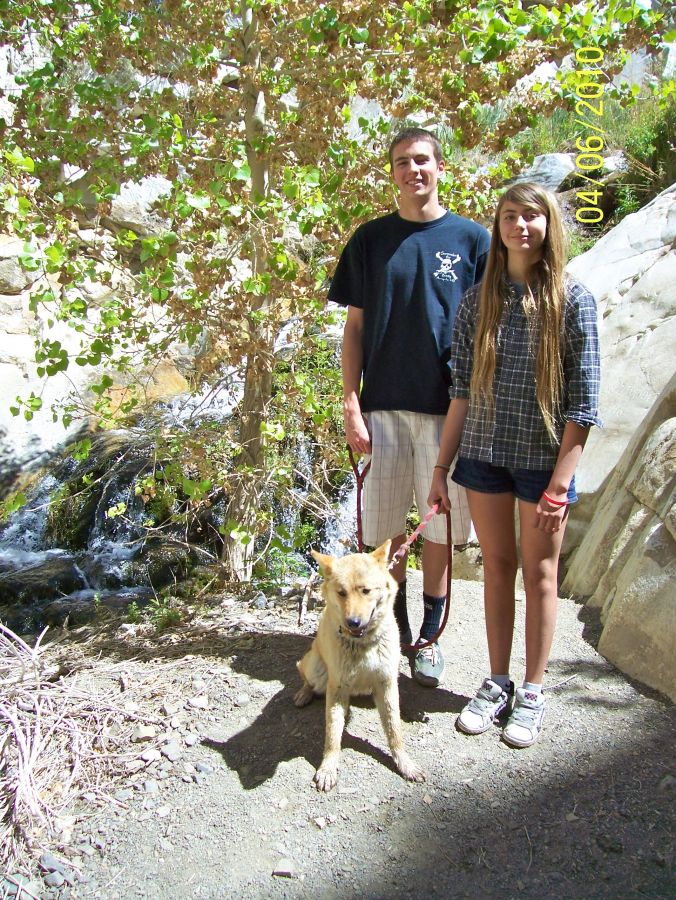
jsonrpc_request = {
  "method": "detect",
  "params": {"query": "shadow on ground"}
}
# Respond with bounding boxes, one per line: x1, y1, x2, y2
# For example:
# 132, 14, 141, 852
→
202, 631, 464, 789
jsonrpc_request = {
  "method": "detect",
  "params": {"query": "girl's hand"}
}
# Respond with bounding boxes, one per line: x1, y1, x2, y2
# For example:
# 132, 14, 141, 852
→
535, 492, 569, 533
428, 470, 451, 513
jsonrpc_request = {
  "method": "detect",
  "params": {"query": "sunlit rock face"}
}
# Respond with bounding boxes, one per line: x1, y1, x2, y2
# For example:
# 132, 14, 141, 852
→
562, 376, 675, 702
563, 184, 676, 546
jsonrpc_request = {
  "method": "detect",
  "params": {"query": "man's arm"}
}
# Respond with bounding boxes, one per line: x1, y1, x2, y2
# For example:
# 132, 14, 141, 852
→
342, 305, 371, 454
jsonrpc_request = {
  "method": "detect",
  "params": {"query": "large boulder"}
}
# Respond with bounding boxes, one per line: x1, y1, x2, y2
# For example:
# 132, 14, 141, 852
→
562, 375, 676, 701
509, 153, 576, 192
563, 183, 676, 552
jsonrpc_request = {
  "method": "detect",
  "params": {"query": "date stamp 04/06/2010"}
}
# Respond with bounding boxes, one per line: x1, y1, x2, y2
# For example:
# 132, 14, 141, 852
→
572, 46, 609, 225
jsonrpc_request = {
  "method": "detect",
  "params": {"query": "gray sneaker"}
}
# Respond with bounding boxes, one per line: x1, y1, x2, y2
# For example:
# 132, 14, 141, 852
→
412, 641, 445, 687
457, 679, 514, 734
502, 688, 545, 748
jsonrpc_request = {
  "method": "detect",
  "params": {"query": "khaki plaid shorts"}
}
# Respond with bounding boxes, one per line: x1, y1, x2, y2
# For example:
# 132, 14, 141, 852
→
361, 410, 473, 547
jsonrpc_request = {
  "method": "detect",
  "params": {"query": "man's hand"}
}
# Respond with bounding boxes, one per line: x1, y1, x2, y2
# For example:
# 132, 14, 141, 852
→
344, 402, 371, 454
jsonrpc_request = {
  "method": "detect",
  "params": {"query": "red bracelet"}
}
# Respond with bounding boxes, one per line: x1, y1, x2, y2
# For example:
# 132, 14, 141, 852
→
542, 490, 569, 507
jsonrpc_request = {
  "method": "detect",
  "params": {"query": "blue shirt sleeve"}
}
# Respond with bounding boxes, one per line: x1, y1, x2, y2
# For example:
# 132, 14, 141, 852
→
563, 281, 602, 428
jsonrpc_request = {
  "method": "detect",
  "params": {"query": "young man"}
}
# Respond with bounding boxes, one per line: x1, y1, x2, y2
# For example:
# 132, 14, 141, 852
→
328, 127, 490, 687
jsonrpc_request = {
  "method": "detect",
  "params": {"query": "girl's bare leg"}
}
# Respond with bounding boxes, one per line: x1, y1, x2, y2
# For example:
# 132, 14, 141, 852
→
518, 500, 568, 684
466, 490, 518, 675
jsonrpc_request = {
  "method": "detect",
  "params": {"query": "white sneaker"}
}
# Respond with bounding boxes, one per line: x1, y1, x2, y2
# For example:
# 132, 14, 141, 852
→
457, 678, 514, 735
502, 688, 546, 748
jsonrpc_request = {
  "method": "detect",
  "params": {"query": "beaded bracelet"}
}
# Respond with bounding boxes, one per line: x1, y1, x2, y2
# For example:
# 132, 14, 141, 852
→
542, 490, 569, 507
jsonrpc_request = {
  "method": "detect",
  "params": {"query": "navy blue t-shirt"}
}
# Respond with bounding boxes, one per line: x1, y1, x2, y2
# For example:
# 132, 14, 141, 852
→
329, 211, 490, 415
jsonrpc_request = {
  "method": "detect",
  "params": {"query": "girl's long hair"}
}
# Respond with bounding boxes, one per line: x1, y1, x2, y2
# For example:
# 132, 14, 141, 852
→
470, 182, 567, 443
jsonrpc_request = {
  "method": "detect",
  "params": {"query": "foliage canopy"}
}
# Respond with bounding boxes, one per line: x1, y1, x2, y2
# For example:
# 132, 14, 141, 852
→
0, 0, 670, 576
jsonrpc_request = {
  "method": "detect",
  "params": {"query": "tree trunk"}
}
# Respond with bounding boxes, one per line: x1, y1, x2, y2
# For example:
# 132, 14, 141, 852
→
221, 1, 272, 580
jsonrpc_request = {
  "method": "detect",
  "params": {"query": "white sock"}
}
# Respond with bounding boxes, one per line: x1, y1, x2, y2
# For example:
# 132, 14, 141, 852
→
522, 681, 542, 694
491, 674, 511, 692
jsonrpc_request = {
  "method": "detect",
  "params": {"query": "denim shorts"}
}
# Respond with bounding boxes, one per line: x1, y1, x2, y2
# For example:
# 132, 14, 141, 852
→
451, 456, 577, 505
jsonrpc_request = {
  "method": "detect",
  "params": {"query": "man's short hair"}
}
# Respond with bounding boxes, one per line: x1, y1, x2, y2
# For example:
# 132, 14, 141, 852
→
388, 127, 443, 168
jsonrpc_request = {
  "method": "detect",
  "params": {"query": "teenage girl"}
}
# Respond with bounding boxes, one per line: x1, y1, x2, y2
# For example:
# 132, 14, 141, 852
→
428, 182, 601, 747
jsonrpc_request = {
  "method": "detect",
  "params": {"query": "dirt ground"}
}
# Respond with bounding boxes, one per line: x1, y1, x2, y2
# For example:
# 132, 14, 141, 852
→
4, 573, 674, 899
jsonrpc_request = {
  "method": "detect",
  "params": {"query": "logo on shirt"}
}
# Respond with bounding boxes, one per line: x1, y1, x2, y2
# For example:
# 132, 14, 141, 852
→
433, 251, 462, 282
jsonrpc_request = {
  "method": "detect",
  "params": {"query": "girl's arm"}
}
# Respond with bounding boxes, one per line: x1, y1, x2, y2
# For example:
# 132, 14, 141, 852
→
535, 421, 589, 532
535, 281, 601, 531
427, 398, 470, 512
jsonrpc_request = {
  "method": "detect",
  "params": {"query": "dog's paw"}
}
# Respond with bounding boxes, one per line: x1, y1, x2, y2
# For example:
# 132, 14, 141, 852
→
313, 764, 338, 792
395, 753, 426, 784
293, 684, 315, 707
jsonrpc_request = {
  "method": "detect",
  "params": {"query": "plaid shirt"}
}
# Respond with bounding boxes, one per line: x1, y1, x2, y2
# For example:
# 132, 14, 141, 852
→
449, 278, 602, 470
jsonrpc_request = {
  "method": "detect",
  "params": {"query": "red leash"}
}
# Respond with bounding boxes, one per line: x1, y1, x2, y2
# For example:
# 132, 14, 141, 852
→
348, 447, 452, 652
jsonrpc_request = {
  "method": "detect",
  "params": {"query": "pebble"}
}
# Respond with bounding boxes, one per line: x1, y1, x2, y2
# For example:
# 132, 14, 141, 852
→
658, 773, 675, 793
161, 741, 182, 762
156, 805, 171, 818
188, 695, 209, 709
131, 724, 157, 742
184, 733, 200, 746
141, 748, 162, 763
234, 693, 251, 707
161, 700, 182, 716
144, 780, 160, 794
194, 762, 213, 775
272, 857, 295, 877
114, 789, 133, 802
40, 852, 67, 874
43, 871, 66, 888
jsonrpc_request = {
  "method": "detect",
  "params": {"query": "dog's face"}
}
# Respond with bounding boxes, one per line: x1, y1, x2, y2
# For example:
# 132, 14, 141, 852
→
311, 540, 396, 638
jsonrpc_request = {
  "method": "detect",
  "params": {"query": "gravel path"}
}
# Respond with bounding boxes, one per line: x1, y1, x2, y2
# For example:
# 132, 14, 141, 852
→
6, 575, 674, 899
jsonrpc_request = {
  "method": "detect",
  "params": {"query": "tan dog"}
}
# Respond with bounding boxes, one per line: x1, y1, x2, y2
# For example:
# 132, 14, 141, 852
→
294, 540, 425, 792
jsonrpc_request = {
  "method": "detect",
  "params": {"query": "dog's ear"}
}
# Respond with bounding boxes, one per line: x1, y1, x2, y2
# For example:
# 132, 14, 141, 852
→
311, 548, 334, 575
371, 539, 392, 566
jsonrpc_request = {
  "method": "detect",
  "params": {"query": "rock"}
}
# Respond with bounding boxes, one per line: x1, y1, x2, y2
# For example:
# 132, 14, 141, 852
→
507, 153, 576, 192
194, 762, 213, 775
188, 694, 209, 709
2, 875, 43, 897
0, 551, 87, 605
562, 378, 676, 701
131, 724, 157, 742
565, 184, 676, 504
105, 176, 173, 237
234, 693, 251, 707
184, 733, 199, 746
0, 235, 38, 293
141, 748, 162, 763
161, 741, 182, 762
39, 852, 67, 874
250, 592, 268, 609
658, 774, 675, 793
43, 871, 66, 888
272, 857, 295, 877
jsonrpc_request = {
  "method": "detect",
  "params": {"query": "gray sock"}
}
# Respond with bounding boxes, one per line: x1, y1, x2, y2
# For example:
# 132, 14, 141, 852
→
491, 674, 511, 692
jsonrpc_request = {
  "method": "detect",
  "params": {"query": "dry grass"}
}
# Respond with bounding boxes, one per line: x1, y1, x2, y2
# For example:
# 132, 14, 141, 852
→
0, 623, 168, 874
0, 597, 309, 876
